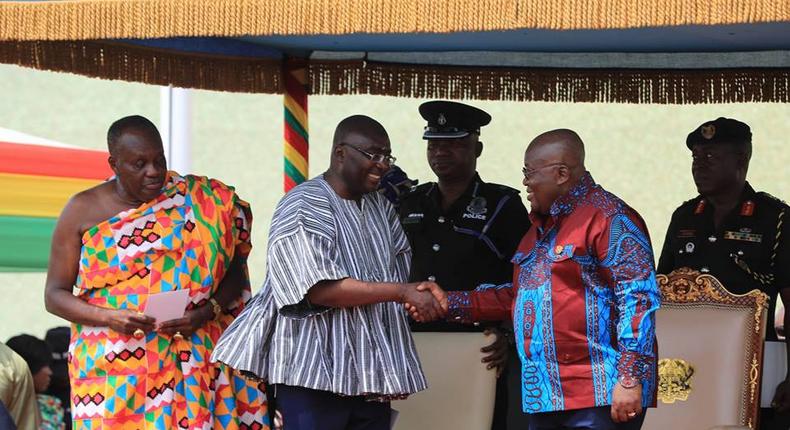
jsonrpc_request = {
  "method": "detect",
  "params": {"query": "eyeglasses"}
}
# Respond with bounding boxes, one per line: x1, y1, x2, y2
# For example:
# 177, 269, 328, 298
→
342, 143, 397, 165
522, 162, 566, 182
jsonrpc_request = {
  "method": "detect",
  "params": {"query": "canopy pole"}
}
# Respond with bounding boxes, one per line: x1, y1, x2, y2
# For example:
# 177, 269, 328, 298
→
283, 59, 309, 193
160, 86, 192, 174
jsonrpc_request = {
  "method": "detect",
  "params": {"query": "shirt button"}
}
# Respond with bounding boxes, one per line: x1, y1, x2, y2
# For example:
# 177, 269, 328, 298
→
708, 236, 717, 243
432, 244, 441, 252
438, 216, 445, 223
427, 276, 436, 282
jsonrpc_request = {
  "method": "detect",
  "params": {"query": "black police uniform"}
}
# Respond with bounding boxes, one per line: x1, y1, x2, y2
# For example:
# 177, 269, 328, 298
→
400, 100, 532, 430
400, 174, 530, 332
402, 100, 531, 331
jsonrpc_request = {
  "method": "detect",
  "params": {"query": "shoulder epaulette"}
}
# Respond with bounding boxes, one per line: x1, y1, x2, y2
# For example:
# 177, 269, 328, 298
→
485, 182, 521, 196
675, 196, 703, 214
757, 191, 789, 209
402, 182, 434, 199
680, 196, 702, 208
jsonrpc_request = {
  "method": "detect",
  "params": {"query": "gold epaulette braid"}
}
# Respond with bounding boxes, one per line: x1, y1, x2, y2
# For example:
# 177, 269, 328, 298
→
732, 208, 784, 287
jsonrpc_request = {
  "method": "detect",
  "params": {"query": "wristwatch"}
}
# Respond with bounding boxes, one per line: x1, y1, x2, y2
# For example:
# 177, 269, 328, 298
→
209, 298, 223, 320
618, 375, 639, 389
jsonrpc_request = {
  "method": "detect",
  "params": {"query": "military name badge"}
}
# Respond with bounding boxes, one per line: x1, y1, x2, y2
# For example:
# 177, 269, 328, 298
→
403, 212, 423, 225
723, 230, 762, 243
677, 229, 696, 238
463, 196, 487, 220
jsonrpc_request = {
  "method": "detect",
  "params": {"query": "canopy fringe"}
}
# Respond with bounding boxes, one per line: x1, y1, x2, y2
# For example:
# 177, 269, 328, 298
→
312, 60, 790, 104
0, 40, 282, 93
0, 41, 787, 103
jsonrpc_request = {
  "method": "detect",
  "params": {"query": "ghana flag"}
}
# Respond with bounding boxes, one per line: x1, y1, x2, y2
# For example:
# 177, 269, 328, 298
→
0, 129, 112, 271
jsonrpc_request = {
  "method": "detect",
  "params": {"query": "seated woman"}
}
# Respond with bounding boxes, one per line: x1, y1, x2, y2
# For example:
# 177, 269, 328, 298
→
43, 327, 70, 430
6, 334, 65, 430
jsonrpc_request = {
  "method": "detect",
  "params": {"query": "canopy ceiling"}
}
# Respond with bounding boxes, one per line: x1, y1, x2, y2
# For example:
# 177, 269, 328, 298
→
1, 0, 788, 103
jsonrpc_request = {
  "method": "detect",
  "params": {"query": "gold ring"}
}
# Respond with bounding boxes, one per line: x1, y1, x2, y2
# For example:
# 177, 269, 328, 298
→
173, 332, 183, 341
133, 328, 145, 339
627, 411, 637, 418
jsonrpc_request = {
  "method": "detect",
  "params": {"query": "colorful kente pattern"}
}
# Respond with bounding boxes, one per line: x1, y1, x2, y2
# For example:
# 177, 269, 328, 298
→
69, 172, 269, 430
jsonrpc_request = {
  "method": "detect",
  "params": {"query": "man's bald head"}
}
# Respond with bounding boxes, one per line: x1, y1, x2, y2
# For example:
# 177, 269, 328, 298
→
332, 115, 389, 149
522, 129, 588, 215
325, 115, 392, 200
526, 129, 585, 169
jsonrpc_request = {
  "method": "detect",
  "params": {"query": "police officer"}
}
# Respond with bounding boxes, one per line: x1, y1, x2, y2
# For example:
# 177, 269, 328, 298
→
400, 100, 530, 429
657, 117, 790, 429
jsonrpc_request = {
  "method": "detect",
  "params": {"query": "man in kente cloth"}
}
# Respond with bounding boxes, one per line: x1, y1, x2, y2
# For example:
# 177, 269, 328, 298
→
44, 115, 269, 429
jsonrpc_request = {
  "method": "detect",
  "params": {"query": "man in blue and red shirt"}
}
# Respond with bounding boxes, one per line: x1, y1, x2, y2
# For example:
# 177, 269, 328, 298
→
414, 129, 660, 429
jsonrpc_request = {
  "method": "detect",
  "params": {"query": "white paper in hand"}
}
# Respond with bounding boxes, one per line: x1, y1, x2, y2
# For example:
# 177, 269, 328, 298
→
143, 289, 191, 323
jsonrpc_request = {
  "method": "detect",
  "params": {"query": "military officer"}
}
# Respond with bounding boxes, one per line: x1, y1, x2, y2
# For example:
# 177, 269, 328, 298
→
399, 100, 530, 429
657, 117, 790, 429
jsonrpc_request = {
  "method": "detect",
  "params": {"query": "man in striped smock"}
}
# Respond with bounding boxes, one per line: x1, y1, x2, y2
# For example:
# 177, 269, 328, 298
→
213, 115, 448, 430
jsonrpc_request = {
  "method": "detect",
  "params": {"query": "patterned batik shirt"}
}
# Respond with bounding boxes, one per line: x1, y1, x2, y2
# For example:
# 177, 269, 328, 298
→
447, 172, 660, 414
212, 176, 427, 399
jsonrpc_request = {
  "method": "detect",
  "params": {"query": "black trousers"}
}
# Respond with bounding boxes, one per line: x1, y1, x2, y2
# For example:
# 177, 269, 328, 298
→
528, 407, 646, 430
272, 384, 391, 430
761, 407, 790, 429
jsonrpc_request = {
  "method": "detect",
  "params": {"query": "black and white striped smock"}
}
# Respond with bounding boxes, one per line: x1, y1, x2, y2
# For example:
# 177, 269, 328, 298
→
211, 176, 427, 398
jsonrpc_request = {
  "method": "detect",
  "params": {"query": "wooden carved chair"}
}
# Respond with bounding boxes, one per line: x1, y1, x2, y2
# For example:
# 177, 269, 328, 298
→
643, 268, 769, 430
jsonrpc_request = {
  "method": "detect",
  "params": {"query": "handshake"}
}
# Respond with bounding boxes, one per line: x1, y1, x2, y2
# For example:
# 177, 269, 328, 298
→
401, 281, 448, 322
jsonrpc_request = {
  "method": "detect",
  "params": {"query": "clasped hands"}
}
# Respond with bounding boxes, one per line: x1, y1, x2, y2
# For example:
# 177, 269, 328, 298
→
106, 306, 212, 339
401, 281, 448, 322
